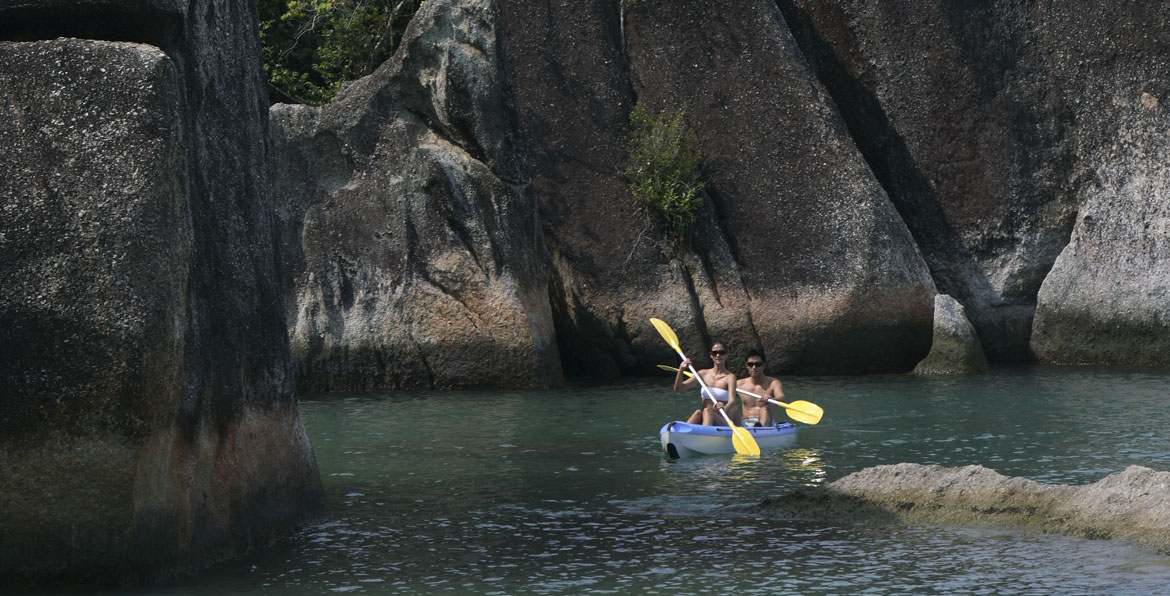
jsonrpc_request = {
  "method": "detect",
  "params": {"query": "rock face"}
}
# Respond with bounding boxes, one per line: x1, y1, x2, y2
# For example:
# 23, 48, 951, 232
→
779, 2, 1170, 364
768, 463, 1170, 555
913, 294, 989, 375
777, 1, 1080, 361
494, 0, 936, 376
271, 0, 562, 390
1029, 6, 1170, 365
0, 1, 324, 588
270, 0, 1170, 378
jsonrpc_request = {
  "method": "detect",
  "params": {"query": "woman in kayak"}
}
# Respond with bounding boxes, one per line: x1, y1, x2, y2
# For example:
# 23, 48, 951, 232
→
673, 341, 739, 426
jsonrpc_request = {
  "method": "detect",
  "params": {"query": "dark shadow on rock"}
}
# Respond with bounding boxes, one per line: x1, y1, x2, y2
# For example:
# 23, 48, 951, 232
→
774, 0, 1035, 361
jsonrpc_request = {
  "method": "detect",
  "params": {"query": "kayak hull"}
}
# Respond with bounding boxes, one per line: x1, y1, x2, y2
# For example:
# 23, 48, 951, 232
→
659, 421, 797, 458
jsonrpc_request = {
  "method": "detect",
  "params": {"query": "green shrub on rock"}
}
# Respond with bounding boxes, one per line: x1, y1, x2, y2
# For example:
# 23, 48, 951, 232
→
625, 102, 705, 241
259, 0, 423, 105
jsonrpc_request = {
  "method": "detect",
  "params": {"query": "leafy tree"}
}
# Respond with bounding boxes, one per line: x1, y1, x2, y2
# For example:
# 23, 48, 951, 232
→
259, 0, 424, 105
625, 102, 706, 241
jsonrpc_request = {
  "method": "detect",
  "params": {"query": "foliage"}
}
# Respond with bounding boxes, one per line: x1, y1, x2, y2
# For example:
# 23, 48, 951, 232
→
259, 0, 423, 105
625, 102, 706, 241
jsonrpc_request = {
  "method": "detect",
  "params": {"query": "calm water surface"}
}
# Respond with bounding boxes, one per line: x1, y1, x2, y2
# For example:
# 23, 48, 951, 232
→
123, 367, 1170, 595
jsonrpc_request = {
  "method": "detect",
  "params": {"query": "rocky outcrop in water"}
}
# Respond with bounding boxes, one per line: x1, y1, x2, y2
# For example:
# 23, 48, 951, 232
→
0, 0, 324, 588
767, 464, 1170, 555
913, 294, 989, 375
1030, 4, 1170, 365
778, 1, 1170, 365
271, 0, 1170, 380
493, 0, 937, 378
271, 0, 562, 390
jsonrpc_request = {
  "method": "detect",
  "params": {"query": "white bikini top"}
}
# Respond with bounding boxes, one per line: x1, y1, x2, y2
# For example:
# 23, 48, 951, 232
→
702, 386, 730, 402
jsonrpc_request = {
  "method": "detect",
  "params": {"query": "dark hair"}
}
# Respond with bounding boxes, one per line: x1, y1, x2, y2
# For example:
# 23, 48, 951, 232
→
745, 348, 766, 362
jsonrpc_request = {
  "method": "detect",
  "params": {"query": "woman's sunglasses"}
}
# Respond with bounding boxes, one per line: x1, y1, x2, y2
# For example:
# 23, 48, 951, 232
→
710, 349, 728, 356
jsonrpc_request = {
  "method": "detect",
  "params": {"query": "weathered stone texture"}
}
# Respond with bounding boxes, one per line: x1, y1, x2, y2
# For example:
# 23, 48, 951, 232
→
0, 41, 190, 584
0, 0, 325, 587
779, 1, 1170, 364
1030, 5, 1170, 365
495, 0, 669, 378
496, 0, 935, 376
627, 0, 936, 373
913, 294, 989, 375
272, 0, 562, 390
777, 1, 1072, 360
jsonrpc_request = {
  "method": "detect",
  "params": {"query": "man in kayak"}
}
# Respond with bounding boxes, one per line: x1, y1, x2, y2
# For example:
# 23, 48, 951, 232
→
736, 349, 784, 427
673, 341, 739, 426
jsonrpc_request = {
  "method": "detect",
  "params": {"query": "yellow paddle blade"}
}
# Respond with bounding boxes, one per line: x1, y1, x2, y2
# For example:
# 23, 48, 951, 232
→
731, 425, 761, 456
658, 364, 694, 377
649, 317, 682, 354
655, 353, 762, 454
712, 407, 760, 456
785, 400, 824, 424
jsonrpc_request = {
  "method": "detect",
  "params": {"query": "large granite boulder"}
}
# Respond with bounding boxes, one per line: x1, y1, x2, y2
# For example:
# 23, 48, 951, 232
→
497, 0, 935, 376
1030, 6, 1170, 365
778, 2, 1170, 364
0, 1, 324, 588
768, 463, 1170, 555
272, 0, 562, 390
777, 1, 1075, 360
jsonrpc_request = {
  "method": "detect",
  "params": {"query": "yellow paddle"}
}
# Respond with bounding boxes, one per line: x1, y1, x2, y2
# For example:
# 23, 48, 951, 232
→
656, 365, 824, 425
649, 318, 760, 456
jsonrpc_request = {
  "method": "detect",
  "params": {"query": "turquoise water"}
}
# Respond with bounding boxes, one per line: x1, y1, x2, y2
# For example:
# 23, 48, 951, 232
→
120, 367, 1170, 595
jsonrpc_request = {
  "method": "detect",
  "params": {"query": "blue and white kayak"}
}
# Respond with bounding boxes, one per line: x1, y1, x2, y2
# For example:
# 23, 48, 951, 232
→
659, 421, 797, 458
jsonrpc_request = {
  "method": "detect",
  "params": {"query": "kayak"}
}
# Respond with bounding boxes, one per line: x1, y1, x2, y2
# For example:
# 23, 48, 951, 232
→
659, 421, 797, 459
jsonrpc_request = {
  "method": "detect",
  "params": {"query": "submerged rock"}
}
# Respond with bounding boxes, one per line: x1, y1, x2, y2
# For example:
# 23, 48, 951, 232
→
272, 0, 561, 390
913, 294, 989, 375
766, 463, 1170, 555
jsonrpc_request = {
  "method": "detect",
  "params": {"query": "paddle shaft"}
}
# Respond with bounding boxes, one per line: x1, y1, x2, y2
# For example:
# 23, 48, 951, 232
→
658, 363, 822, 424
650, 317, 760, 455
737, 387, 790, 411
666, 365, 801, 414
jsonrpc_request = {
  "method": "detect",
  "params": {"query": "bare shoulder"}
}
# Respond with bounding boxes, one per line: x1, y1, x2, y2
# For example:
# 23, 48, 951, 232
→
767, 376, 784, 392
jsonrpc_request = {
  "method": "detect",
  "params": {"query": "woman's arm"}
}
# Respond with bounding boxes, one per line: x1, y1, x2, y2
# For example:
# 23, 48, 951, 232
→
673, 358, 698, 393
720, 374, 738, 412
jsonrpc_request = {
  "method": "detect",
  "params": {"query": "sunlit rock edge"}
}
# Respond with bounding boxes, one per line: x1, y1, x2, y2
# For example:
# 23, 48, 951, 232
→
762, 463, 1170, 554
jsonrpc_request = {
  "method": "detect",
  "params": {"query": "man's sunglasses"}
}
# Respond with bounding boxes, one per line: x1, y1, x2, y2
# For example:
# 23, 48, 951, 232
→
746, 361, 764, 368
